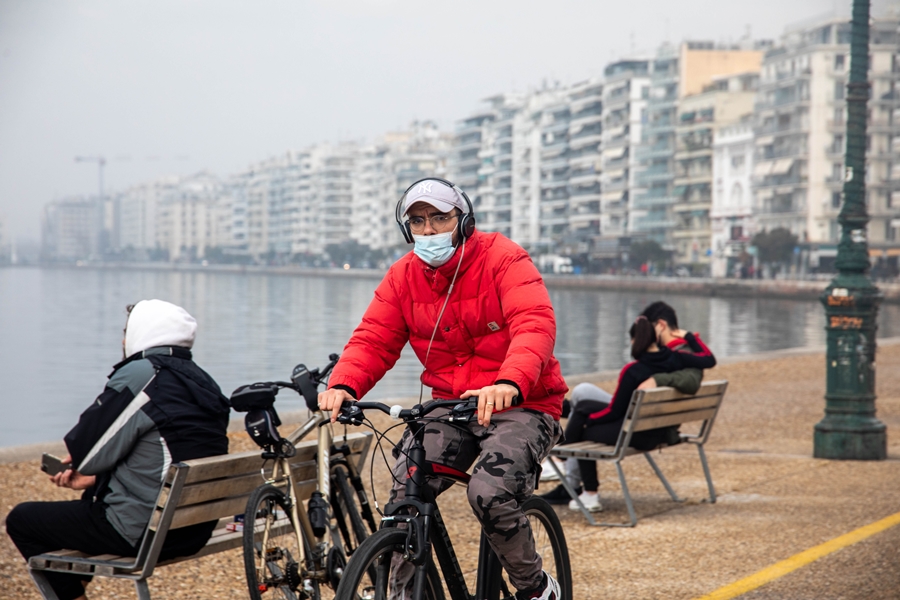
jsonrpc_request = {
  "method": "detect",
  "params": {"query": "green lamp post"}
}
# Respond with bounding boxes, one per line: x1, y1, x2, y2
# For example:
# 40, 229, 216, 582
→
814, 0, 886, 460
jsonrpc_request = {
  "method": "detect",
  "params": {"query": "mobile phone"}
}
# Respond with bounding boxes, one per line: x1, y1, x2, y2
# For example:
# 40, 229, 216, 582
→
40, 453, 67, 476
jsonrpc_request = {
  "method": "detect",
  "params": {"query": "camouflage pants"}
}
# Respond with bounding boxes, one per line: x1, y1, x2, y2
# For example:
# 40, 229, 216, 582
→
388, 407, 561, 596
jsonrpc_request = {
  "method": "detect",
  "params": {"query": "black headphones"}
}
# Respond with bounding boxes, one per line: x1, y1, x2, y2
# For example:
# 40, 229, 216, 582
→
395, 177, 476, 244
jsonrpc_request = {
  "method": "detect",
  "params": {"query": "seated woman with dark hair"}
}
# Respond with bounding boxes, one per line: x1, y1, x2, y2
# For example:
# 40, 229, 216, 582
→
558, 313, 716, 513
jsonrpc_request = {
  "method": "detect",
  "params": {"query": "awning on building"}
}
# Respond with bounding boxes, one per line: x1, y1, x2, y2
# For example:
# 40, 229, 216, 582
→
753, 161, 773, 177
606, 125, 626, 138
756, 135, 774, 146
755, 188, 774, 201
770, 158, 795, 175
604, 146, 626, 160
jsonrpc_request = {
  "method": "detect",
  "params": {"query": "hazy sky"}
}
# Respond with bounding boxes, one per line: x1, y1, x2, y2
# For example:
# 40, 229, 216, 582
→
0, 0, 886, 241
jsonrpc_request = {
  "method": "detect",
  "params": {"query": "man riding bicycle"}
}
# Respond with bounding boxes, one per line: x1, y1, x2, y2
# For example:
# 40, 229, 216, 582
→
318, 177, 566, 600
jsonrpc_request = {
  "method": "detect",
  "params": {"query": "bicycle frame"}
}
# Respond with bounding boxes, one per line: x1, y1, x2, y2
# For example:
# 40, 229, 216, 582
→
358, 401, 509, 600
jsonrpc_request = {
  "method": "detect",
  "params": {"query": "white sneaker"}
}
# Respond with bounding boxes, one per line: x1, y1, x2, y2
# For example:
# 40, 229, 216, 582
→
568, 492, 603, 513
539, 457, 564, 481
516, 571, 561, 600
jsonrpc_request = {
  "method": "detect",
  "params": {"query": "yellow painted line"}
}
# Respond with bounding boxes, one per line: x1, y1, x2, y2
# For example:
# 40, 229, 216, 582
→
694, 511, 900, 600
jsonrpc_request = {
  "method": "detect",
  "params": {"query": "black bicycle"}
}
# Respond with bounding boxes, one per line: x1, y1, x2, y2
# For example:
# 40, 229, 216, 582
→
332, 399, 572, 600
230, 354, 379, 600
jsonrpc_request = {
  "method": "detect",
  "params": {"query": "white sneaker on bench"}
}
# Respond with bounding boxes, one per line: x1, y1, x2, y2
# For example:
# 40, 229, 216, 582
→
568, 492, 603, 513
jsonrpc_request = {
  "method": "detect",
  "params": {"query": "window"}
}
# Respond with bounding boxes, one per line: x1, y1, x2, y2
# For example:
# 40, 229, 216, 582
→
832, 192, 842, 208
731, 154, 745, 170
835, 81, 846, 100
834, 54, 845, 70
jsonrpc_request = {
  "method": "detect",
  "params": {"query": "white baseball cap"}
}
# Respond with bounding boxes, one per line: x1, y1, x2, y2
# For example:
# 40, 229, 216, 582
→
402, 179, 468, 216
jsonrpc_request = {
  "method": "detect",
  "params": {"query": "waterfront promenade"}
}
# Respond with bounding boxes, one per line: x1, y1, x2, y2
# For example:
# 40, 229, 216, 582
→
1, 342, 898, 599
16, 262, 900, 304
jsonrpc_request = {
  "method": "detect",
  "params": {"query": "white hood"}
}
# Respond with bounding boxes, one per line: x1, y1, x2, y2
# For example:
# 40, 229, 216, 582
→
124, 299, 197, 358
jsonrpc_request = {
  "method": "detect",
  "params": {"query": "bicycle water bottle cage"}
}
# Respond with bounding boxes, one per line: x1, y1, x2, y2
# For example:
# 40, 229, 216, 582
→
230, 382, 278, 412
245, 408, 284, 449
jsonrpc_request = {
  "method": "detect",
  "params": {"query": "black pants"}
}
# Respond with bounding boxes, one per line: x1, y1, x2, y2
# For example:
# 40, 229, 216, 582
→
562, 399, 670, 492
6, 494, 214, 600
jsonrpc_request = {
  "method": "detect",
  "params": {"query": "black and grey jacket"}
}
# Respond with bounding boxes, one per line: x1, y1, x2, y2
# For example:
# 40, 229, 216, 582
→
64, 345, 230, 546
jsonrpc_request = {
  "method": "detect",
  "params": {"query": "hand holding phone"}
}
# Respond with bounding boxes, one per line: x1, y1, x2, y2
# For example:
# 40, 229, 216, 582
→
41, 453, 68, 476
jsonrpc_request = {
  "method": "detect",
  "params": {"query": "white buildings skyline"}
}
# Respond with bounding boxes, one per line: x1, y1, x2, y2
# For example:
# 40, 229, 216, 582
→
38, 13, 900, 277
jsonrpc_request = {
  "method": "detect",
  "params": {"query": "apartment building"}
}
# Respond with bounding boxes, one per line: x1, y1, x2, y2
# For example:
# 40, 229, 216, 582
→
753, 15, 900, 271
599, 60, 649, 263
353, 121, 450, 253
450, 89, 569, 251
118, 178, 175, 256
41, 197, 104, 261
673, 72, 759, 266
567, 79, 604, 245
633, 41, 765, 263
711, 119, 756, 277
154, 172, 229, 261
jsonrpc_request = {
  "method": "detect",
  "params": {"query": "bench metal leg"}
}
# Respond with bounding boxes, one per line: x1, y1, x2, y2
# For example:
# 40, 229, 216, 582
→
134, 579, 152, 600
28, 569, 60, 600
696, 444, 717, 503
606, 461, 638, 528
643, 453, 685, 503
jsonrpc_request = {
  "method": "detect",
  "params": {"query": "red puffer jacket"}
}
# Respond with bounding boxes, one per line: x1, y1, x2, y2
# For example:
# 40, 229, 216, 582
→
328, 231, 567, 420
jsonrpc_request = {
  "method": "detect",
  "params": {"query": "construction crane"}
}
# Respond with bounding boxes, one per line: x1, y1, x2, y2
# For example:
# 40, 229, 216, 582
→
75, 155, 106, 200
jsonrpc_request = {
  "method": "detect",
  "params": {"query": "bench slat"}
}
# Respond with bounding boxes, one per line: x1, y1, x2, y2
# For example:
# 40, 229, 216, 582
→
638, 380, 728, 404
178, 433, 371, 485
630, 407, 718, 432
175, 464, 317, 507
166, 479, 320, 530
636, 395, 724, 418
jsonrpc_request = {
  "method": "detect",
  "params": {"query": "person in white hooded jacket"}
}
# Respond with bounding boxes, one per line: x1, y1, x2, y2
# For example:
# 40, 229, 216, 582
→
6, 300, 230, 600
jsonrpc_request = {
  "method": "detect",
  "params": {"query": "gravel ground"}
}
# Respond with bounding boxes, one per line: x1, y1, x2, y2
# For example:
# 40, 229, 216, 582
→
2, 344, 899, 600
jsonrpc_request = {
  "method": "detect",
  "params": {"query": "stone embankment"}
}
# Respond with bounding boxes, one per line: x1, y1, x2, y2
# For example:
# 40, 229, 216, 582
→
23, 262, 900, 303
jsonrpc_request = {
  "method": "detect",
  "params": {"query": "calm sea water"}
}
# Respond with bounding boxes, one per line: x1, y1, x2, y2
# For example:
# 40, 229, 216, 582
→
2, 266, 898, 448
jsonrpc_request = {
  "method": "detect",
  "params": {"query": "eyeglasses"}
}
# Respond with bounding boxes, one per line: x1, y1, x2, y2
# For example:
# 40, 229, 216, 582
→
407, 213, 459, 233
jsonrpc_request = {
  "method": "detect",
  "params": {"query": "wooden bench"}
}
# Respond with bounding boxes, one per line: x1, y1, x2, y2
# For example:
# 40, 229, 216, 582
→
27, 432, 373, 600
547, 380, 728, 527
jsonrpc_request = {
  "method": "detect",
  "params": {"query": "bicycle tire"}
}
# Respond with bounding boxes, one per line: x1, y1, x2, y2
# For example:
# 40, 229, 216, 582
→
330, 463, 371, 555
244, 484, 319, 600
334, 528, 445, 600
486, 496, 572, 600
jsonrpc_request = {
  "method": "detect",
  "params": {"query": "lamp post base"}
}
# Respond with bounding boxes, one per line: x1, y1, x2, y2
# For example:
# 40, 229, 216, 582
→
814, 418, 886, 460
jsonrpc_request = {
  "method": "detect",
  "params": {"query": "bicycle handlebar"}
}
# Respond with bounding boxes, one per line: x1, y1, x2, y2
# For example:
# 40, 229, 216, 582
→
337, 398, 479, 426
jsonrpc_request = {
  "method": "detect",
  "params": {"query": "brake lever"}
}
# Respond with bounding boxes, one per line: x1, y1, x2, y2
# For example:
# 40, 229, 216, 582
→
449, 401, 479, 423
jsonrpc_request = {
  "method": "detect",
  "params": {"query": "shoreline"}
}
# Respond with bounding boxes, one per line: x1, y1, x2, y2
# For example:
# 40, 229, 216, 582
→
5, 337, 898, 462
5, 262, 900, 304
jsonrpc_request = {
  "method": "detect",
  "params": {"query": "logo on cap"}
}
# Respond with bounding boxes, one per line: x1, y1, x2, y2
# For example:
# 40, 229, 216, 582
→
415, 182, 433, 195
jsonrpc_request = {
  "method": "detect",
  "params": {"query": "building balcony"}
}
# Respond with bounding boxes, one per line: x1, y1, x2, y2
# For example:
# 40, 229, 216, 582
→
674, 173, 712, 186
543, 120, 570, 135
638, 165, 673, 184
569, 112, 603, 130
672, 201, 711, 214
540, 178, 569, 191
569, 172, 600, 186
603, 178, 627, 193
569, 133, 603, 149
636, 142, 674, 160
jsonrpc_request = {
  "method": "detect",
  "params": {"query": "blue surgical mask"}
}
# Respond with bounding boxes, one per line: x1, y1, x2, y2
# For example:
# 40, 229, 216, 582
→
413, 231, 457, 267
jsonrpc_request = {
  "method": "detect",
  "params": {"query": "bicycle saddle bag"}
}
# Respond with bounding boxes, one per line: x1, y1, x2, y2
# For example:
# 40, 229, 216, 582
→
230, 382, 278, 412
244, 407, 283, 448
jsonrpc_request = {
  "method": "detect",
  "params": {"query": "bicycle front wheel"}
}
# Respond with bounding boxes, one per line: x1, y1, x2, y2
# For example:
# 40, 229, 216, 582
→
334, 528, 445, 600
243, 484, 318, 600
487, 496, 572, 600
